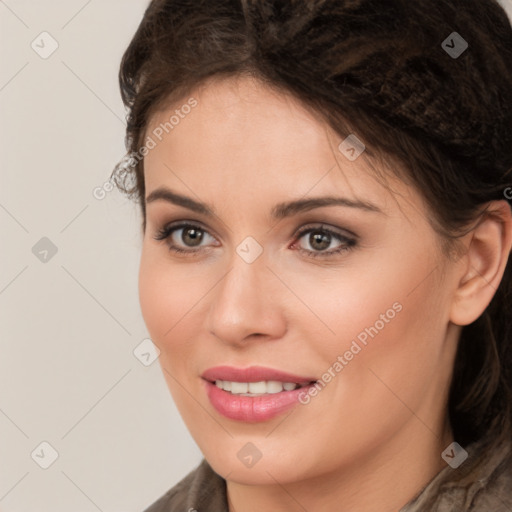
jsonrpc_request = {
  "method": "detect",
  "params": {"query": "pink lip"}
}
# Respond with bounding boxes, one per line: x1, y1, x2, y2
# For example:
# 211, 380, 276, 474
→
201, 365, 316, 385
201, 366, 318, 422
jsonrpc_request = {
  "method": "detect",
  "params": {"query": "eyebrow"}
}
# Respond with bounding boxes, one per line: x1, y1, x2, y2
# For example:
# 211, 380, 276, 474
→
145, 186, 382, 219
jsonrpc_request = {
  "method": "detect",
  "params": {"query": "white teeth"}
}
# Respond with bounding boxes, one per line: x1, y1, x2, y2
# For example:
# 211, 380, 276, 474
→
230, 381, 248, 394
266, 380, 284, 393
248, 381, 267, 394
214, 380, 301, 395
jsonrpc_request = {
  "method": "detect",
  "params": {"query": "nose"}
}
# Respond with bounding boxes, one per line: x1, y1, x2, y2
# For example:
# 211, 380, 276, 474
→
206, 252, 287, 346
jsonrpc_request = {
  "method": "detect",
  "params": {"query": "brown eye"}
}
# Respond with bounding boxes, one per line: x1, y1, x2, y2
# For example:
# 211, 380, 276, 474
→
180, 227, 204, 247
153, 222, 217, 254
307, 231, 332, 251
294, 225, 357, 259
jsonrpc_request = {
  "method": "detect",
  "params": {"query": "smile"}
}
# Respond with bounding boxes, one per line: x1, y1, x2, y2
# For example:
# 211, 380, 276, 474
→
201, 366, 318, 422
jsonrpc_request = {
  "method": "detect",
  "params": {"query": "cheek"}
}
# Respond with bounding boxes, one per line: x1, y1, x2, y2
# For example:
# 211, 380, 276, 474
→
138, 248, 198, 350
280, 260, 407, 360
324, 269, 448, 417
285, 249, 447, 387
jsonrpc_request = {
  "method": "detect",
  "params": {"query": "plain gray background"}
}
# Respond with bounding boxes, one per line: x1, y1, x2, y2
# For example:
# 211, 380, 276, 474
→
1, 0, 511, 511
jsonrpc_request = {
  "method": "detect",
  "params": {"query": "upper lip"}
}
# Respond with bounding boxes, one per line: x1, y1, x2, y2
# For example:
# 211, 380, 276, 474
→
201, 365, 317, 385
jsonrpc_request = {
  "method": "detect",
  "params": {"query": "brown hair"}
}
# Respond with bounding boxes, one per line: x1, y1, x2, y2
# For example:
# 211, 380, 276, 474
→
112, 0, 512, 452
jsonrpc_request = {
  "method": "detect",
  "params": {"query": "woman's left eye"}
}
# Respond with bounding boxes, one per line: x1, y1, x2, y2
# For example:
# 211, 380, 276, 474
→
153, 222, 357, 258
292, 225, 357, 258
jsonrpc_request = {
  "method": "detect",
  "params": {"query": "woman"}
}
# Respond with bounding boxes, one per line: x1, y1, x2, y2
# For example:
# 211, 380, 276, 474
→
112, 0, 512, 510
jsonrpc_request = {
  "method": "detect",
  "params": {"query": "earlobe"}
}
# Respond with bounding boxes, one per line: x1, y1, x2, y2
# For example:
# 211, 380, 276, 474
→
450, 200, 512, 326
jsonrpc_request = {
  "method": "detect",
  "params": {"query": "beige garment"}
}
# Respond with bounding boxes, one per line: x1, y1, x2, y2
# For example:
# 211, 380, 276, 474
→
143, 435, 512, 512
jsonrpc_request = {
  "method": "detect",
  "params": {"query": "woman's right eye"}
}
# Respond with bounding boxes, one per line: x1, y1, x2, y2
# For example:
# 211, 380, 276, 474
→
153, 223, 218, 255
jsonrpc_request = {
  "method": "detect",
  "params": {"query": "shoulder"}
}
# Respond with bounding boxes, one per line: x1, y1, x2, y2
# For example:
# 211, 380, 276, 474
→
142, 459, 228, 512
469, 439, 512, 511
402, 435, 512, 512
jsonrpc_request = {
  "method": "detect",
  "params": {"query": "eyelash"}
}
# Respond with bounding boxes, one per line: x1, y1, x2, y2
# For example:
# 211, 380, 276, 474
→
153, 222, 357, 259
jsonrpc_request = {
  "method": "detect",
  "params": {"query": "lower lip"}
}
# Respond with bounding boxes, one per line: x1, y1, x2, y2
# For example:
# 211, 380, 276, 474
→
204, 380, 316, 422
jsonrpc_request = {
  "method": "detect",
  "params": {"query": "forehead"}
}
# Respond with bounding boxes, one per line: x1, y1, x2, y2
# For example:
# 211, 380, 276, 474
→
143, 76, 419, 218
145, 76, 330, 168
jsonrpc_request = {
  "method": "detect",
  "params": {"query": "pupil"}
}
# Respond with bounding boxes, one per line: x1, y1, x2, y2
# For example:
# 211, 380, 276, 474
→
183, 228, 203, 246
310, 231, 330, 250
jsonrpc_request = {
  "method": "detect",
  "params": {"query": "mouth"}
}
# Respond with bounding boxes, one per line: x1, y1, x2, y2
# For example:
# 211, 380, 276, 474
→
201, 366, 318, 422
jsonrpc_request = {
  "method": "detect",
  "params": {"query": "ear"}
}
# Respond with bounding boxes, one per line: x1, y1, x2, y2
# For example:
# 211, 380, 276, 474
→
450, 200, 512, 326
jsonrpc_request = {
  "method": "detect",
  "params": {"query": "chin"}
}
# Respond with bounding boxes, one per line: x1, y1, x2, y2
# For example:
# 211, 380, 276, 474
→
201, 442, 310, 486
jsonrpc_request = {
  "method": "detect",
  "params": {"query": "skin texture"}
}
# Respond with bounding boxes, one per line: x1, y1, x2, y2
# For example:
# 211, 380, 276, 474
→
138, 75, 512, 512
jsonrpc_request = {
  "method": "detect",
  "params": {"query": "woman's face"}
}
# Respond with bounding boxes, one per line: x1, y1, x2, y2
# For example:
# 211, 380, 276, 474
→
139, 76, 460, 485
